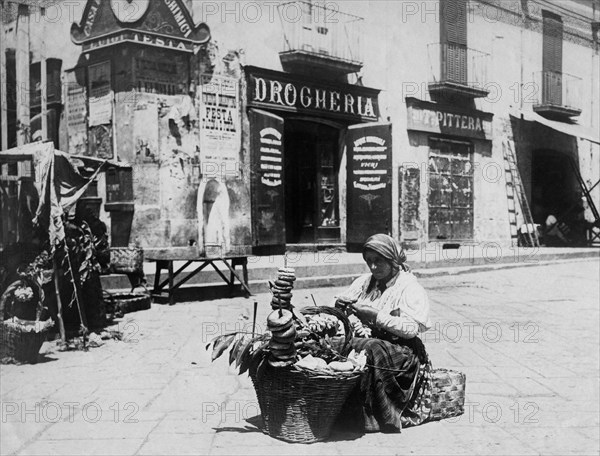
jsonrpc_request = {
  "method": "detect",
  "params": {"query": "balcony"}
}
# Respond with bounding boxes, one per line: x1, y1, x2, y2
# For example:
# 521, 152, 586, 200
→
532, 71, 582, 119
277, 1, 363, 79
427, 43, 490, 101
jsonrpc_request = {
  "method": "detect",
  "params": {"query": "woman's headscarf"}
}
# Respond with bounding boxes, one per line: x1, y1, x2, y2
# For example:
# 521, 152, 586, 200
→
362, 233, 410, 272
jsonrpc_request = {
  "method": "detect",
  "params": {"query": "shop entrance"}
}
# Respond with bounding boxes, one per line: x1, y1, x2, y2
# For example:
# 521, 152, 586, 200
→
284, 120, 341, 244
531, 149, 581, 224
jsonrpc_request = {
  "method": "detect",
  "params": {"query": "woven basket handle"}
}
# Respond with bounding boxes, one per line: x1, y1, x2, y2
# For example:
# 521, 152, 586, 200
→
299, 306, 354, 356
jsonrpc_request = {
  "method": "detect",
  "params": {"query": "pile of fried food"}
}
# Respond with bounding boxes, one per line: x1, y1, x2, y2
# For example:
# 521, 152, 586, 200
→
269, 267, 296, 311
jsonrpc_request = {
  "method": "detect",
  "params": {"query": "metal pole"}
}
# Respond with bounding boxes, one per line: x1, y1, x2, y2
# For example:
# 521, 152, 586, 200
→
0, 0, 8, 150
40, 7, 47, 141
52, 255, 66, 344
16, 3, 30, 146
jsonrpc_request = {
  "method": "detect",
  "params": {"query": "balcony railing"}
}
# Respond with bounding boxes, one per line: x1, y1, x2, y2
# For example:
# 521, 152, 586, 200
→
277, 1, 363, 78
532, 70, 582, 118
427, 42, 490, 99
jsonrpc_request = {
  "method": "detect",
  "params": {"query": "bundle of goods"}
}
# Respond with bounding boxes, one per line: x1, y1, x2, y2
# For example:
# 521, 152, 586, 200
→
268, 268, 295, 311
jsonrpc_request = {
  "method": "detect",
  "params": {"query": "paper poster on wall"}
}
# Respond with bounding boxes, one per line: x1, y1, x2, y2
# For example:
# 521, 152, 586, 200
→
65, 68, 88, 155
88, 61, 113, 127
133, 99, 159, 163
199, 74, 240, 165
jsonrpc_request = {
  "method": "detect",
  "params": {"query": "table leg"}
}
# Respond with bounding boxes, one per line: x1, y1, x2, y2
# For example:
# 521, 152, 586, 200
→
221, 259, 252, 297
242, 259, 249, 298
152, 261, 163, 293
168, 260, 174, 306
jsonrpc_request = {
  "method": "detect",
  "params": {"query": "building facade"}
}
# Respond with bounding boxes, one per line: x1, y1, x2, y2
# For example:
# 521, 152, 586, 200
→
1, 0, 598, 254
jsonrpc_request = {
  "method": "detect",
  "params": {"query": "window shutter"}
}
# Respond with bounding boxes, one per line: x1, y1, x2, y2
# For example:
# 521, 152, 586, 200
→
440, 0, 467, 83
542, 12, 563, 105
441, 0, 467, 45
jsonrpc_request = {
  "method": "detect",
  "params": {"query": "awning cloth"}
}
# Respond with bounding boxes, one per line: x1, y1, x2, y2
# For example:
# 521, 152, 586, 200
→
510, 108, 600, 145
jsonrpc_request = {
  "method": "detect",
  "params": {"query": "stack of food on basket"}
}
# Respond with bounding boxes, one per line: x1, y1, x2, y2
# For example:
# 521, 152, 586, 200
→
266, 309, 297, 367
269, 268, 296, 310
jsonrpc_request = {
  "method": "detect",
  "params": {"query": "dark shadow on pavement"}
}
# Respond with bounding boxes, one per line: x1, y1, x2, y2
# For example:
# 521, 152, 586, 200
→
35, 354, 59, 364
213, 426, 262, 434
217, 414, 366, 443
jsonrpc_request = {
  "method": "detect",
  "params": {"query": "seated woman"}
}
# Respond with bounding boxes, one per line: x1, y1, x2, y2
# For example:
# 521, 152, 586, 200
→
334, 233, 432, 433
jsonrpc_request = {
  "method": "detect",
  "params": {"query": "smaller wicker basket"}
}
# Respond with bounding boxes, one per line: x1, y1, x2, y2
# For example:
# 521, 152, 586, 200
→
109, 247, 144, 275
0, 279, 52, 364
429, 368, 466, 421
110, 293, 151, 314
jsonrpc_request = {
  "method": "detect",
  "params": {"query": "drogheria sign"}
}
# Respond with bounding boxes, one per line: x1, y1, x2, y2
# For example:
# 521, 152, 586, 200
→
245, 67, 380, 122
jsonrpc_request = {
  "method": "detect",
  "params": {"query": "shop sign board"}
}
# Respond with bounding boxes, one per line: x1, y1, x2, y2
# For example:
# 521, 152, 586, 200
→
346, 122, 392, 246
246, 67, 380, 123
406, 97, 493, 140
249, 109, 285, 250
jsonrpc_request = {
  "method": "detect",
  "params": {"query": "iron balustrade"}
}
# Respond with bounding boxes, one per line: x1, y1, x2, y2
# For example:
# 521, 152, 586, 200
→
531, 70, 582, 111
277, 1, 363, 65
427, 42, 490, 91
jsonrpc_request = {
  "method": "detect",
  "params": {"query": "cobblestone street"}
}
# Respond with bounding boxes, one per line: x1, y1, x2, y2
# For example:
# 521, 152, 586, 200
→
1, 259, 599, 455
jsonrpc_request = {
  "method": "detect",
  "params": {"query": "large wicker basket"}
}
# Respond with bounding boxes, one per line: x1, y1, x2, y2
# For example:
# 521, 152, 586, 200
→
429, 368, 466, 421
0, 279, 52, 364
249, 306, 364, 443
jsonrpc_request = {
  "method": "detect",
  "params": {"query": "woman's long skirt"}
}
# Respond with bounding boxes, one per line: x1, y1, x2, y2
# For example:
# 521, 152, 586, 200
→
334, 336, 432, 433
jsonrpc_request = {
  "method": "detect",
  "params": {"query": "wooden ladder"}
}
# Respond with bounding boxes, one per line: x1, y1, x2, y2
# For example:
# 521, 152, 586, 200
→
503, 140, 540, 247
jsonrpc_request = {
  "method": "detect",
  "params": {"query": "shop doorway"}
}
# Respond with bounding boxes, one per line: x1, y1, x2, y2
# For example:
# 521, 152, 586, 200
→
284, 120, 341, 244
531, 149, 581, 224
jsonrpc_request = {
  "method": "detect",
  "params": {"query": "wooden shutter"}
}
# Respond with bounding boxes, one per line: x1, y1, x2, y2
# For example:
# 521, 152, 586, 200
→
542, 12, 563, 105
346, 122, 392, 249
440, 0, 467, 83
249, 108, 286, 254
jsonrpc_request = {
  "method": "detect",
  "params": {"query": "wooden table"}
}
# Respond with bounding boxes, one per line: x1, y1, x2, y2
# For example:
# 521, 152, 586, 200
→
147, 251, 251, 305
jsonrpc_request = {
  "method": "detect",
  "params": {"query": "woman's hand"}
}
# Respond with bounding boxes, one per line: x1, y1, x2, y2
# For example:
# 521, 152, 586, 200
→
350, 304, 379, 326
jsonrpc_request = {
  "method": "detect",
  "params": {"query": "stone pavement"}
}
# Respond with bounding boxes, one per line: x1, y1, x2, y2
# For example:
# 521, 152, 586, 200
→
1, 258, 599, 455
